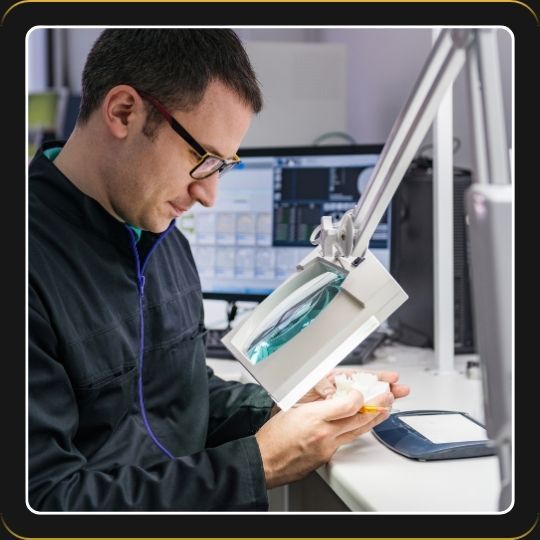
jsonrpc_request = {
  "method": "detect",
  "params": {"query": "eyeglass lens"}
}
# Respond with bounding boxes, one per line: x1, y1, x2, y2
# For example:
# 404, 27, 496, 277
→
191, 156, 238, 179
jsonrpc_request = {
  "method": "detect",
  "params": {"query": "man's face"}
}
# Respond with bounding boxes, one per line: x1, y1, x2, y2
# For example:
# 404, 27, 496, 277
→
110, 80, 253, 233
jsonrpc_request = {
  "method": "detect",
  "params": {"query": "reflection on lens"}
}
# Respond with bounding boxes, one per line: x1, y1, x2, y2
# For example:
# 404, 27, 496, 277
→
246, 269, 346, 364
193, 156, 222, 178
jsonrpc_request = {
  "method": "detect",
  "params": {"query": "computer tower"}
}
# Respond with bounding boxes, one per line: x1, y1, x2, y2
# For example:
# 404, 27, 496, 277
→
390, 158, 475, 353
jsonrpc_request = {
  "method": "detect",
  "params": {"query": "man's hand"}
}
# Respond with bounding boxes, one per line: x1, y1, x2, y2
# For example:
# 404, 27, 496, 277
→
255, 388, 394, 489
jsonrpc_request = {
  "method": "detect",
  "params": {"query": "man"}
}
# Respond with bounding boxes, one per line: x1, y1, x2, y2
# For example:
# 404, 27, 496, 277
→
29, 29, 409, 511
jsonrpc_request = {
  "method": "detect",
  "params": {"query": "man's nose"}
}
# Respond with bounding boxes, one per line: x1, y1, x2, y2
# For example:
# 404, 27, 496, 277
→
194, 172, 219, 208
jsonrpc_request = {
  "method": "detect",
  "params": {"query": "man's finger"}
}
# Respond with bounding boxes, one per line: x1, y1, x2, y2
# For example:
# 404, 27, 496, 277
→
335, 410, 391, 445
330, 412, 371, 437
389, 383, 410, 398
374, 370, 400, 384
330, 401, 391, 437
367, 391, 394, 407
307, 389, 364, 421
313, 378, 336, 398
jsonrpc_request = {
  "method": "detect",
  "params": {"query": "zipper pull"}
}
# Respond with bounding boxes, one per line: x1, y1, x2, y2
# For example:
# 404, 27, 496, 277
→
138, 274, 146, 296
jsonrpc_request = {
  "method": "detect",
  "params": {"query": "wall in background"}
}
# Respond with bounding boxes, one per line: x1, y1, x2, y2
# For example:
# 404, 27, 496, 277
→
27, 28, 48, 92
320, 28, 432, 146
241, 41, 348, 147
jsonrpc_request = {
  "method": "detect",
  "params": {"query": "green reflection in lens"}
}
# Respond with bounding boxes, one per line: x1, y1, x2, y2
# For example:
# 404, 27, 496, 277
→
246, 271, 346, 364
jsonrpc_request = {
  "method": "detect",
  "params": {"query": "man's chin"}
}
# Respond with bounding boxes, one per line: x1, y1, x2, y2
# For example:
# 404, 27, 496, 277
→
137, 216, 175, 235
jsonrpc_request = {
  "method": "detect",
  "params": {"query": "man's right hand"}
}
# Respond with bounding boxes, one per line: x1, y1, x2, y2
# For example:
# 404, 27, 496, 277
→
255, 389, 392, 488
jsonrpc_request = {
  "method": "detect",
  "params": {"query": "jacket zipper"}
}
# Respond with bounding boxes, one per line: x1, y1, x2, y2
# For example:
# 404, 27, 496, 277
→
126, 222, 177, 459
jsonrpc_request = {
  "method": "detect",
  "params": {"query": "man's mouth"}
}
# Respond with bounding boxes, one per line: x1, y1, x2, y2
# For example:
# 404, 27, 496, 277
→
168, 201, 188, 216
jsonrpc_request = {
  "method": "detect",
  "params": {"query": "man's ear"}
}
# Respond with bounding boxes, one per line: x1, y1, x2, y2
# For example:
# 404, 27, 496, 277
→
101, 85, 144, 139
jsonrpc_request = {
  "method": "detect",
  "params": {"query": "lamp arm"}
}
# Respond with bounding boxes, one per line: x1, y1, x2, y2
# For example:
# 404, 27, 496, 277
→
312, 29, 474, 260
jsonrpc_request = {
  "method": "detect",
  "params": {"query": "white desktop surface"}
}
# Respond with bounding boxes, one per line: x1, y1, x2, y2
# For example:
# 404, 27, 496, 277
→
207, 344, 502, 513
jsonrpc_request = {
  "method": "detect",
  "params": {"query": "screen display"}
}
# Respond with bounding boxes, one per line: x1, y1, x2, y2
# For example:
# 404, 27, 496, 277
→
176, 146, 389, 299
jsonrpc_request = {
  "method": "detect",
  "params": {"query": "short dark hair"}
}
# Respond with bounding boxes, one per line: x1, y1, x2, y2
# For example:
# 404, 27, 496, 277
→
78, 29, 263, 136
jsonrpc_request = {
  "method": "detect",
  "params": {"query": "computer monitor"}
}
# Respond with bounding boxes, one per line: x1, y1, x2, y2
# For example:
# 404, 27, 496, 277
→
176, 145, 390, 302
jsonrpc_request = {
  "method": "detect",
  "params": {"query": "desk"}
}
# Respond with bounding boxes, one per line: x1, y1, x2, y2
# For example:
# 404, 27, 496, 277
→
207, 343, 501, 513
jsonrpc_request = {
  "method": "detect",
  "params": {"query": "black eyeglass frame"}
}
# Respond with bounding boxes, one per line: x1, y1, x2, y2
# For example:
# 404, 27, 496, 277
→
136, 89, 241, 179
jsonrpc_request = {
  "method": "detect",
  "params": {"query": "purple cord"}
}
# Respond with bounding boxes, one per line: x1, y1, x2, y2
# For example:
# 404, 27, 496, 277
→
126, 222, 176, 460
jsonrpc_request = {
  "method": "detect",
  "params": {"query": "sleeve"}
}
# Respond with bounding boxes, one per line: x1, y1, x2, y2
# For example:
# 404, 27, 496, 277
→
205, 367, 274, 448
28, 285, 269, 511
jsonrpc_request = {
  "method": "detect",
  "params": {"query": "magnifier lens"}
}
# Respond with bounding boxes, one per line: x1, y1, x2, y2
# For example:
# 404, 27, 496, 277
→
246, 270, 346, 364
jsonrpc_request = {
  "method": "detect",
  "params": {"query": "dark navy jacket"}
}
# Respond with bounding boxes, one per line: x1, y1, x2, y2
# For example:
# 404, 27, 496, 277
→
28, 142, 272, 511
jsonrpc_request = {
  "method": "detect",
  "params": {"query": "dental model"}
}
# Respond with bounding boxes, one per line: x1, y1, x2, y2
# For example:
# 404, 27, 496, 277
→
332, 372, 389, 403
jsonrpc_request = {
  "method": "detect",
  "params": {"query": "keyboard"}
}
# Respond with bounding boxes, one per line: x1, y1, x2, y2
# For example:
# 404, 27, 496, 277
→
205, 327, 388, 364
205, 328, 236, 359
339, 330, 388, 365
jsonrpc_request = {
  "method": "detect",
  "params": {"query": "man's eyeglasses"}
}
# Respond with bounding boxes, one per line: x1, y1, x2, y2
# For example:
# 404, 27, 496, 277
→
136, 89, 241, 180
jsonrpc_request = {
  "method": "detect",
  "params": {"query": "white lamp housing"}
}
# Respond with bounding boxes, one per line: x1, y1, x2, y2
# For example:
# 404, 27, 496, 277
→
222, 250, 407, 410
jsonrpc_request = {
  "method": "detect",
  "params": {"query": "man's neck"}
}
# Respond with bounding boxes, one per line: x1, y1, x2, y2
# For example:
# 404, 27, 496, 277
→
53, 128, 123, 223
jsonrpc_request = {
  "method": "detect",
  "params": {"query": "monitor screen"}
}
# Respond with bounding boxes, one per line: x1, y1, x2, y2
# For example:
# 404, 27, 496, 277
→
176, 145, 390, 301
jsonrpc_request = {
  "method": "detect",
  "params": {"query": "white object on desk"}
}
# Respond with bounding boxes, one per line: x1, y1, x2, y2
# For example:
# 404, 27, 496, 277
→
400, 413, 488, 444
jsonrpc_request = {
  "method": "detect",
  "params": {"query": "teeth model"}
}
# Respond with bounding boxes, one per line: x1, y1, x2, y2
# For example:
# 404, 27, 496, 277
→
332, 372, 389, 403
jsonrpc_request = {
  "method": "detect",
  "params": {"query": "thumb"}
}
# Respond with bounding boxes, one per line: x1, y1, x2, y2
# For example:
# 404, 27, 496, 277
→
306, 389, 364, 421
313, 377, 336, 399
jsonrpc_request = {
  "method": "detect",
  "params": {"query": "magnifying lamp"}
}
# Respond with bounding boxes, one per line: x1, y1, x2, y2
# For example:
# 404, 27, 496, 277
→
222, 29, 503, 414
